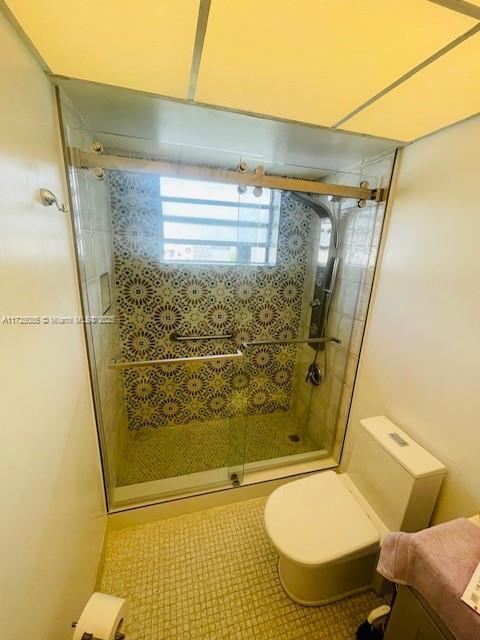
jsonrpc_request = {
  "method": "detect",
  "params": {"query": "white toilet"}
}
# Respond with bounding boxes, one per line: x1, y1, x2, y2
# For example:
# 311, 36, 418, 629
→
264, 416, 446, 606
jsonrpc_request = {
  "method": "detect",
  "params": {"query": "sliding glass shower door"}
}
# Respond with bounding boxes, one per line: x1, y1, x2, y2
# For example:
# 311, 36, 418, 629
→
107, 169, 284, 500
61, 97, 395, 508
238, 191, 329, 472
67, 142, 335, 504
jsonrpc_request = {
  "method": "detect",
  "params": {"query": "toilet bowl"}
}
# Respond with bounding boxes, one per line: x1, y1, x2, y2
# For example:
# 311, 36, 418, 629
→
265, 470, 380, 605
264, 416, 446, 606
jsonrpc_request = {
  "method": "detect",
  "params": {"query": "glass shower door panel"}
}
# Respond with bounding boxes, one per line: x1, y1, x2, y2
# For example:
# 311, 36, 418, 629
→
106, 167, 258, 496
109, 169, 286, 493
239, 189, 326, 471
116, 358, 242, 491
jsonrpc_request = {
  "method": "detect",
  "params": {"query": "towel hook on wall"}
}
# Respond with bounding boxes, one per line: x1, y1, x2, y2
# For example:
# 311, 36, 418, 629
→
39, 188, 69, 213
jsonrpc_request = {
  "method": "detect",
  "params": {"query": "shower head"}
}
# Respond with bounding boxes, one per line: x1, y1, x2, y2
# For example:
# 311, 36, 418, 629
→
288, 191, 339, 250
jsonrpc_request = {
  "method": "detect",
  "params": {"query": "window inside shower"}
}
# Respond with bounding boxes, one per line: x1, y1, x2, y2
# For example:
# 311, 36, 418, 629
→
159, 177, 280, 266
59, 90, 396, 511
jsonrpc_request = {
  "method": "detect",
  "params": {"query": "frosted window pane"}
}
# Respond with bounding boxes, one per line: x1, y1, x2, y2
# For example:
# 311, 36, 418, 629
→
159, 177, 279, 265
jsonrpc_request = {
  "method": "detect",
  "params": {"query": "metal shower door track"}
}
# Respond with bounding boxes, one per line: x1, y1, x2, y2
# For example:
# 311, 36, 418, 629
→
68, 147, 386, 202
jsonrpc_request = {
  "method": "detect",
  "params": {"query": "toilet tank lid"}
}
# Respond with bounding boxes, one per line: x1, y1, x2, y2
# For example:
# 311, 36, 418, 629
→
360, 416, 446, 479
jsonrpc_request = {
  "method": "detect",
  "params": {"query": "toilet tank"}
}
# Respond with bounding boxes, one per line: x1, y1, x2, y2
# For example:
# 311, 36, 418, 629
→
346, 416, 446, 532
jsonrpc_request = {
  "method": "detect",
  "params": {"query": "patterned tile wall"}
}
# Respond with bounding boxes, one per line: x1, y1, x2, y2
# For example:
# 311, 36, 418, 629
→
109, 171, 314, 430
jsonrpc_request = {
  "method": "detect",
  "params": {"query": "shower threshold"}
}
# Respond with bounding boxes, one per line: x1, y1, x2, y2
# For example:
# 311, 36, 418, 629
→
112, 448, 332, 509
112, 410, 333, 509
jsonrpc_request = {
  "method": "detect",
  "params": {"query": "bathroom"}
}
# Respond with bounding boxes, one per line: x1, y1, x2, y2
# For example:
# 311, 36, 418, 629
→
1, 2, 479, 639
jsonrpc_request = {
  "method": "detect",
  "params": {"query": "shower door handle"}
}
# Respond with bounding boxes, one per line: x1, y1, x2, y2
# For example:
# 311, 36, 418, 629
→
241, 336, 341, 348
109, 350, 244, 370
170, 331, 234, 342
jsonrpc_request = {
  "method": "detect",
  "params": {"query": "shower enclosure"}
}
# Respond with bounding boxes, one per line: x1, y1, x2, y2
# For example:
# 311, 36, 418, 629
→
58, 90, 395, 510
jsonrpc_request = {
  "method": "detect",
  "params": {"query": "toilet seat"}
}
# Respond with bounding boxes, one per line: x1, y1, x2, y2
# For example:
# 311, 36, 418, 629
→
264, 471, 380, 567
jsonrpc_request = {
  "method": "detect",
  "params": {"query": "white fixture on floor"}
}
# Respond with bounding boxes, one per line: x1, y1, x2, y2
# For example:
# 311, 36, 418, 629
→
264, 416, 446, 606
72, 592, 127, 639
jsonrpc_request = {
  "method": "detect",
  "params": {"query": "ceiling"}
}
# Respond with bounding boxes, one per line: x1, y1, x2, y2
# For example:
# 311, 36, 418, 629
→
3, 0, 480, 143
54, 77, 396, 181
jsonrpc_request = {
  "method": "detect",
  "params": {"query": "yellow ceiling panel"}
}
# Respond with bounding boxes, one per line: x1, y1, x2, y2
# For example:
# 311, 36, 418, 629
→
196, 0, 475, 128
339, 33, 480, 141
5, 0, 200, 99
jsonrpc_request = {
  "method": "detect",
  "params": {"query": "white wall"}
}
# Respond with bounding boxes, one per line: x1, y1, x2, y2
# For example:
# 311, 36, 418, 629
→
0, 11, 106, 640
344, 115, 480, 524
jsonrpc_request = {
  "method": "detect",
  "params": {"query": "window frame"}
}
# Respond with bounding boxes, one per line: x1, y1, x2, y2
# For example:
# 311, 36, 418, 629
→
158, 180, 278, 266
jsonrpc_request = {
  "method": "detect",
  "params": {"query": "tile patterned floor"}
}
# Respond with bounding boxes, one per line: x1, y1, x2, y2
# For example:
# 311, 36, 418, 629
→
118, 412, 319, 486
100, 497, 386, 639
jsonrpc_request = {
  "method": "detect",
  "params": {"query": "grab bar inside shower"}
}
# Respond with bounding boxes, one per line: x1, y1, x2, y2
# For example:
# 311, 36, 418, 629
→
241, 336, 341, 349
109, 350, 244, 370
109, 336, 340, 370
170, 331, 234, 342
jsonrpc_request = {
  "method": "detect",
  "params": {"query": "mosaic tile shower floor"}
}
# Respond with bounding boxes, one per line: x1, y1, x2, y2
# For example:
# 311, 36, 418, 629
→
118, 412, 320, 486
100, 497, 387, 640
